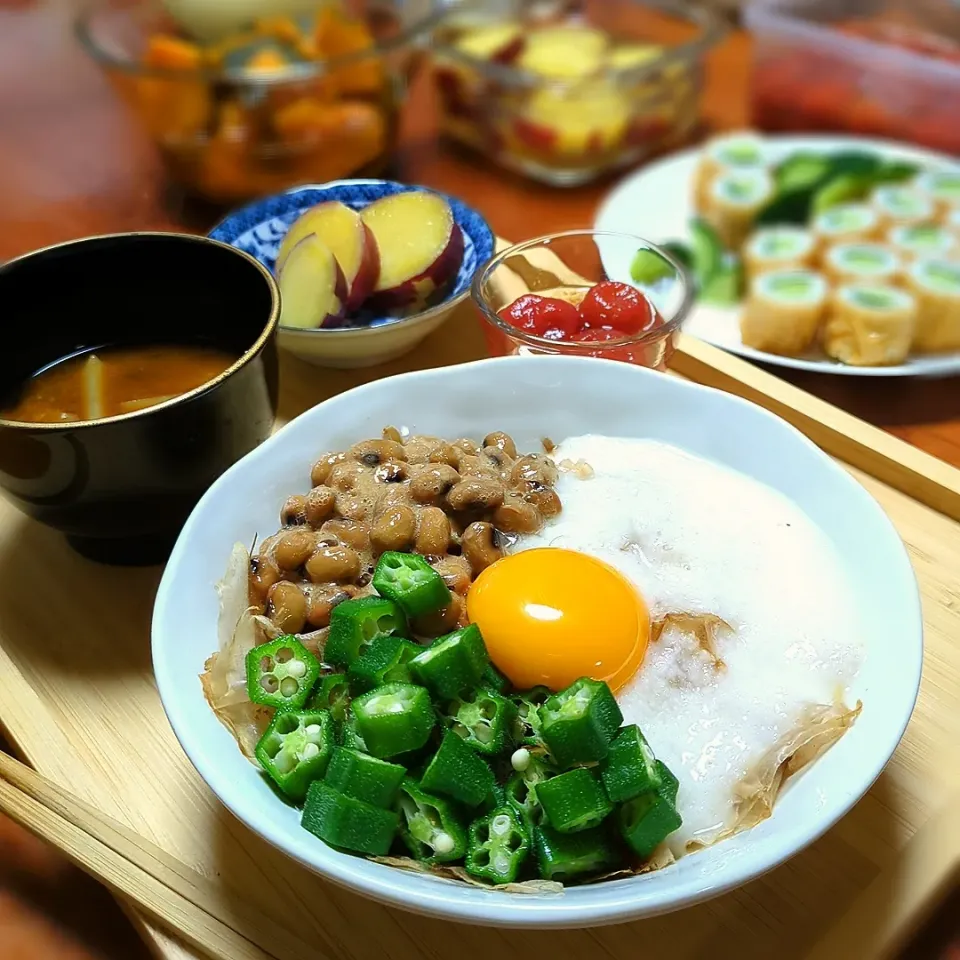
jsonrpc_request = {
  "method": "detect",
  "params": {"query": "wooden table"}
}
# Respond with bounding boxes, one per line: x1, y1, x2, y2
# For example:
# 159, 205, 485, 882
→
0, 4, 958, 959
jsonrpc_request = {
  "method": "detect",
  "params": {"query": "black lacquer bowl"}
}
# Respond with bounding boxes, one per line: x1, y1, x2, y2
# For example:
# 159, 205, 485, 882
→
0, 233, 279, 564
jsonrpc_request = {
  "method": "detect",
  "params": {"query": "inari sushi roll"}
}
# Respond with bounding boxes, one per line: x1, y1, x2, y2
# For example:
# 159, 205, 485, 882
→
823, 284, 916, 366
693, 131, 767, 211
823, 242, 902, 285
905, 258, 960, 352
702, 169, 774, 252
871, 185, 935, 229
742, 227, 816, 280
740, 269, 828, 356
887, 222, 958, 262
812, 203, 880, 250
913, 168, 960, 218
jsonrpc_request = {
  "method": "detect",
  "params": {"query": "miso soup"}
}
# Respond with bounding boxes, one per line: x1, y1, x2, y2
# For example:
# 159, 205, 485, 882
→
2, 345, 236, 424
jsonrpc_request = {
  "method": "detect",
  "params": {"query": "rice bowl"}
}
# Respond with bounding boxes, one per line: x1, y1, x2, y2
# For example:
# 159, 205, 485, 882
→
152, 355, 922, 927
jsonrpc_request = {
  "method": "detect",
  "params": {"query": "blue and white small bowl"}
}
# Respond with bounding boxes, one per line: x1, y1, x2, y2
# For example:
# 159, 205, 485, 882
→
209, 180, 495, 369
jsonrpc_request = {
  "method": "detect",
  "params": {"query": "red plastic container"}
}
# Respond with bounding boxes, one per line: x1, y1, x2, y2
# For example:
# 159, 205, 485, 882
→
746, 0, 960, 155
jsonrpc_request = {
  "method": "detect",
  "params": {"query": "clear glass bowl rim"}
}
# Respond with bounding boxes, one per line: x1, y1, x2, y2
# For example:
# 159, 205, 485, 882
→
75, 0, 448, 85
472, 229, 695, 350
432, 0, 726, 89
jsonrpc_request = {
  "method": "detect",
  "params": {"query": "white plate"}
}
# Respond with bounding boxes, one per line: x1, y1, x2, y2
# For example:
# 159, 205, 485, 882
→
152, 355, 922, 927
595, 134, 960, 377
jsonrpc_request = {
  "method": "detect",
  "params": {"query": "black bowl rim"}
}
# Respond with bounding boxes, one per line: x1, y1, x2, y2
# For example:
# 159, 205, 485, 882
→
0, 231, 280, 433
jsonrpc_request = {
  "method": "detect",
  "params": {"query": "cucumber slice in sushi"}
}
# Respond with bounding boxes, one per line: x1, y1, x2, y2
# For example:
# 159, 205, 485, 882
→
710, 170, 773, 207
745, 226, 814, 262
840, 285, 914, 312
700, 170, 773, 251
755, 270, 828, 304
872, 185, 935, 224
743, 226, 815, 282
910, 258, 960, 295
914, 169, 960, 210
704, 133, 766, 170
888, 223, 957, 260
813, 203, 879, 243
824, 243, 900, 284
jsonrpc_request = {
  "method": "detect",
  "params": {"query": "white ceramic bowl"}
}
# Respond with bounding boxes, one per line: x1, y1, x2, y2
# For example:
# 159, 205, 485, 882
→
276, 296, 464, 369
152, 355, 922, 927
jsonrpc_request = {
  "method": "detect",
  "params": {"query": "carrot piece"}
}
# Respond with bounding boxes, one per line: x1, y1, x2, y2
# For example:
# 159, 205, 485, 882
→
254, 15, 302, 45
314, 7, 375, 57
314, 7, 382, 96
133, 75, 211, 141
246, 47, 290, 72
274, 97, 384, 148
143, 34, 203, 71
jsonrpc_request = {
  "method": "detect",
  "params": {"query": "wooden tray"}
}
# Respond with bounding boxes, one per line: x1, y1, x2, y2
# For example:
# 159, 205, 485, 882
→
0, 299, 957, 960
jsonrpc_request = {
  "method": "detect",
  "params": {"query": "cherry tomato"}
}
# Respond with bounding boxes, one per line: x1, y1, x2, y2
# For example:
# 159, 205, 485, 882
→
498, 294, 580, 340
578, 281, 655, 334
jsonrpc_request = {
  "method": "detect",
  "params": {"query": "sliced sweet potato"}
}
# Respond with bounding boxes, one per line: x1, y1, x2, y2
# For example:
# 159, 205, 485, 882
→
607, 43, 662, 70
278, 234, 348, 329
276, 200, 379, 310
454, 23, 525, 63
516, 81, 630, 156
360, 192, 464, 310
518, 26, 608, 80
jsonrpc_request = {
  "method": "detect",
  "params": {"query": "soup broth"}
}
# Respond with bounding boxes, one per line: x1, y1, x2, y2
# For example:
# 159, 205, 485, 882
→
2, 345, 236, 423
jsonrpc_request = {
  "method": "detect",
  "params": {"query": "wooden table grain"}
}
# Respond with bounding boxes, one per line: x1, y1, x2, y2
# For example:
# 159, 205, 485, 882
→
0, 4, 958, 960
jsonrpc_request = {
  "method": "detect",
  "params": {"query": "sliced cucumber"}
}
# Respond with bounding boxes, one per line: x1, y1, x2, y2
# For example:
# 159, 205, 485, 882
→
775, 152, 830, 193
756, 187, 816, 227
874, 159, 921, 185
760, 150, 919, 228
689, 218, 723, 286
699, 255, 743, 307
660, 241, 694, 271
812, 173, 873, 214
630, 249, 674, 285
823, 151, 881, 179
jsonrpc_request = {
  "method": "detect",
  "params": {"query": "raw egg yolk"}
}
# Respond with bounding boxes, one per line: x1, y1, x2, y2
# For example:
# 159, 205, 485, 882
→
466, 548, 649, 692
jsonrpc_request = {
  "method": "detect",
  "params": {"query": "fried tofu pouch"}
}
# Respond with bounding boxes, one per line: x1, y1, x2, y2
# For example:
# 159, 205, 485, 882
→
822, 285, 916, 366
740, 269, 828, 356
905, 258, 960, 352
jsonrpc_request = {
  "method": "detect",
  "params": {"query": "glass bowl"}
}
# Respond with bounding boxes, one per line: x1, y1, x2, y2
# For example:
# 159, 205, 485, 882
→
76, 0, 440, 203
472, 230, 693, 370
430, 0, 725, 186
